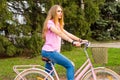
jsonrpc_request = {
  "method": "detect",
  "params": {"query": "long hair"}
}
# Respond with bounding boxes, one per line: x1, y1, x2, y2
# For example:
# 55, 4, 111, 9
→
42, 5, 64, 39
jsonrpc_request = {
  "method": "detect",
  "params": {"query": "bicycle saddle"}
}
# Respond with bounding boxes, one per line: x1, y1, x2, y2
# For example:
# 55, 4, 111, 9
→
42, 57, 50, 62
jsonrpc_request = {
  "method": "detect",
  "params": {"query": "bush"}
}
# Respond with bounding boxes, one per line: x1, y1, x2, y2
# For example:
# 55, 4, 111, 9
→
15, 33, 43, 57
61, 41, 73, 51
91, 2, 120, 41
0, 35, 17, 57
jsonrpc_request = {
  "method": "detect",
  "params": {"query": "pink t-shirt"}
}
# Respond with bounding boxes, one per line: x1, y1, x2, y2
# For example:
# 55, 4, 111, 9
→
42, 20, 61, 52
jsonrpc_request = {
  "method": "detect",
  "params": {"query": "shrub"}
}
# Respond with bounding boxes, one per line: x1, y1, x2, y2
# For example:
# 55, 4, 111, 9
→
0, 35, 17, 57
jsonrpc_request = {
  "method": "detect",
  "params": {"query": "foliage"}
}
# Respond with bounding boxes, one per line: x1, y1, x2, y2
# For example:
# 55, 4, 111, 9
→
0, 0, 105, 57
15, 33, 43, 57
0, 0, 12, 30
0, 0, 45, 57
26, 33, 43, 57
0, 35, 17, 57
62, 0, 104, 39
91, 1, 120, 41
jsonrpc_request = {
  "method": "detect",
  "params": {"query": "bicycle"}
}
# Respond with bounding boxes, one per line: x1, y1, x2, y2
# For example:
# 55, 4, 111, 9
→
13, 42, 120, 80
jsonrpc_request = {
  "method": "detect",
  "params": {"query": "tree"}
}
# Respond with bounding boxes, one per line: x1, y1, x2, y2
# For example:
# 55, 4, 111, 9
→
0, 0, 17, 57
91, 1, 120, 41
0, 0, 106, 57
6, 0, 46, 57
0, 0, 12, 33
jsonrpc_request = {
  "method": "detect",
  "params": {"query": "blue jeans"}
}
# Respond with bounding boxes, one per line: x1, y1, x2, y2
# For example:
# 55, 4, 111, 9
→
41, 50, 74, 80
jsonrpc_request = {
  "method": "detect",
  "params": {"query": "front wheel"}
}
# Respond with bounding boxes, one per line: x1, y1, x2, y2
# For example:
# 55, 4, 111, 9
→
14, 68, 54, 80
82, 67, 120, 80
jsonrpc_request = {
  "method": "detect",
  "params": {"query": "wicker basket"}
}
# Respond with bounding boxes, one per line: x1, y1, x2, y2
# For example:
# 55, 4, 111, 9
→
91, 47, 108, 64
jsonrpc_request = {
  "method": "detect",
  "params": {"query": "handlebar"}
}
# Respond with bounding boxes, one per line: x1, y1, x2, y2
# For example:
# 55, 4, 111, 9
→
81, 42, 90, 48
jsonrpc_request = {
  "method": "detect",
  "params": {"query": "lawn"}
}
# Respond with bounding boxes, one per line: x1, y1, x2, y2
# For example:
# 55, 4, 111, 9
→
0, 47, 120, 80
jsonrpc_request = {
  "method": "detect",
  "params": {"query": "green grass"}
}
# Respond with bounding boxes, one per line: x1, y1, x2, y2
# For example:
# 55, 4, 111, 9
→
0, 48, 120, 80
107, 48, 120, 74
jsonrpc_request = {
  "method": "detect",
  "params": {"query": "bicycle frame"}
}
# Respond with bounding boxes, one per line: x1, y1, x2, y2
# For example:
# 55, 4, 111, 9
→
13, 42, 120, 80
45, 46, 97, 80
74, 47, 97, 80
41, 43, 97, 80
13, 42, 98, 80
49, 58, 97, 80
49, 62, 60, 80
13, 65, 54, 80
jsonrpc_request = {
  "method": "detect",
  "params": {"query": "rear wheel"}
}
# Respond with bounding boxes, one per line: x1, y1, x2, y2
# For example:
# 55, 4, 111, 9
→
14, 68, 54, 80
82, 67, 120, 80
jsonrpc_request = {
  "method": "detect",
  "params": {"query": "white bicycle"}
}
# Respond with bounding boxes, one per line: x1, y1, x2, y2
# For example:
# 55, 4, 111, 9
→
13, 42, 120, 80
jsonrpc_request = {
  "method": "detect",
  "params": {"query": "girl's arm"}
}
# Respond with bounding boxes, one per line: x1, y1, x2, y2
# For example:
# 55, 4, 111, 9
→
63, 29, 82, 42
50, 26, 74, 43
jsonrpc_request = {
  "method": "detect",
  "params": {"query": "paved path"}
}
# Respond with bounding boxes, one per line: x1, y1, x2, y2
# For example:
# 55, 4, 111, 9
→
90, 42, 120, 48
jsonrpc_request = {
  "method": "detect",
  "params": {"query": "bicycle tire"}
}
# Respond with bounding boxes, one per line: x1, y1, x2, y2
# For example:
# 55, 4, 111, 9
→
81, 67, 120, 80
14, 68, 54, 80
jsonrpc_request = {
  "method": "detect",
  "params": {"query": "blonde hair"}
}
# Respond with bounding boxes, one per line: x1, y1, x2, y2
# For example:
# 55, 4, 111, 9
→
42, 5, 64, 39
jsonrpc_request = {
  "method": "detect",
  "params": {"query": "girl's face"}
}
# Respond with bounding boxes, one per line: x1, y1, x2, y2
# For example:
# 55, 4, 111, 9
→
56, 7, 63, 19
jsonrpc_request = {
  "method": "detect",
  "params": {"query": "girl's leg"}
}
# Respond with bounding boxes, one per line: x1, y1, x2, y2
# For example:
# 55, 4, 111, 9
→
50, 51, 74, 80
41, 50, 74, 80
41, 50, 54, 75
45, 62, 54, 75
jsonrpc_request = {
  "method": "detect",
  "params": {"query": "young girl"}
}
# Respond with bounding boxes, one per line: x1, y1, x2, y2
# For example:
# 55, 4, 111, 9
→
41, 5, 88, 80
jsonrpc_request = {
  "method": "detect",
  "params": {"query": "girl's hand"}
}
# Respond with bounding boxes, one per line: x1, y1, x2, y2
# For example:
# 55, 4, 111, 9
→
81, 40, 88, 44
72, 41, 81, 47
